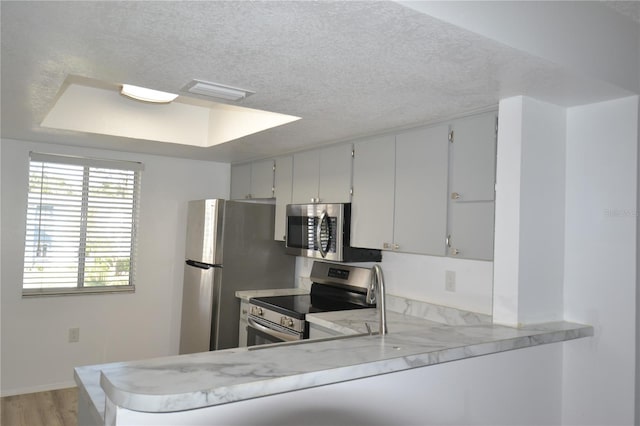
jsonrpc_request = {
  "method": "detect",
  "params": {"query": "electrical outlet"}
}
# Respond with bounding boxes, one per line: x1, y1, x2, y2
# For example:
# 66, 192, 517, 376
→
445, 271, 456, 292
68, 327, 80, 343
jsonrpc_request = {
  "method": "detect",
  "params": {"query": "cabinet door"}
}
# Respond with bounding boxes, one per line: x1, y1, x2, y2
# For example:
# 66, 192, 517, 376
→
250, 159, 275, 199
394, 125, 449, 255
274, 156, 293, 241
292, 150, 320, 204
448, 201, 495, 261
351, 135, 395, 250
450, 112, 497, 201
319, 144, 353, 203
230, 163, 251, 200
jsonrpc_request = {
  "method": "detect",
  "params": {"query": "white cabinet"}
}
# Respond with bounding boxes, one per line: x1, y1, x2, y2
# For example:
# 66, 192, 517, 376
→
351, 135, 395, 250
230, 163, 251, 200
274, 156, 293, 241
318, 144, 353, 203
291, 150, 319, 204
238, 300, 249, 348
351, 126, 448, 256
446, 111, 497, 261
447, 202, 495, 260
230, 159, 275, 200
394, 124, 449, 255
449, 112, 497, 202
291, 144, 352, 204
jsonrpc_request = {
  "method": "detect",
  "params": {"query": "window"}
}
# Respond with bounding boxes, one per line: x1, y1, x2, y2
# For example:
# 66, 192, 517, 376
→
22, 152, 143, 296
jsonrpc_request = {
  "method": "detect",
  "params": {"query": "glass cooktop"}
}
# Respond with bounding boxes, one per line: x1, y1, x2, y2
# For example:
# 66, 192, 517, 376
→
250, 283, 373, 320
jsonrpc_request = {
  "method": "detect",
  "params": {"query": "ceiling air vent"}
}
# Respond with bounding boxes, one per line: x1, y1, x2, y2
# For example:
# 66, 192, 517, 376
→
184, 80, 254, 101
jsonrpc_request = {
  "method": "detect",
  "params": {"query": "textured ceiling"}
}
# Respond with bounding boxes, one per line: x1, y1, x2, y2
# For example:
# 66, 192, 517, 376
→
0, 1, 634, 163
604, 1, 640, 24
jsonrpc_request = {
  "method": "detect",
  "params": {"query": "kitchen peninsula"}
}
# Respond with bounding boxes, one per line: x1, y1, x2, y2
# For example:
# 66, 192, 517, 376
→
75, 309, 592, 425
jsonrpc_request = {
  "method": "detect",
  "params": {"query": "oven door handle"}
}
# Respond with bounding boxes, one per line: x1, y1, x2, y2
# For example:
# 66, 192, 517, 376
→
247, 317, 301, 342
316, 210, 328, 258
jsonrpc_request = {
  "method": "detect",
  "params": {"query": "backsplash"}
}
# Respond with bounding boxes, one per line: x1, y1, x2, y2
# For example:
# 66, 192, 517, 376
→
385, 294, 492, 325
295, 251, 494, 317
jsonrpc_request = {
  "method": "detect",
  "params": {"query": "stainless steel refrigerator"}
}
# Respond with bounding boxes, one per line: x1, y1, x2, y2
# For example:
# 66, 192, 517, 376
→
179, 199, 295, 354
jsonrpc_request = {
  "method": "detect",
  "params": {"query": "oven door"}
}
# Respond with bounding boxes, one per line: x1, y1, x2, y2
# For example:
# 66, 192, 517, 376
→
285, 203, 344, 261
246, 316, 303, 347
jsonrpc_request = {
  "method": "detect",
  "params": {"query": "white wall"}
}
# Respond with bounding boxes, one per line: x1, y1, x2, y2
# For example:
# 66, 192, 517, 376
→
562, 96, 638, 425
493, 96, 566, 326
0, 138, 230, 396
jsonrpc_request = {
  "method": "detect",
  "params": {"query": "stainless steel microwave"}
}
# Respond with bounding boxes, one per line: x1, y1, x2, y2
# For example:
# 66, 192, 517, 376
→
285, 203, 382, 262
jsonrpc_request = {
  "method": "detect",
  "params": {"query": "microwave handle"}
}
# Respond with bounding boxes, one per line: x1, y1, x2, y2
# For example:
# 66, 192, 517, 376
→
316, 210, 328, 258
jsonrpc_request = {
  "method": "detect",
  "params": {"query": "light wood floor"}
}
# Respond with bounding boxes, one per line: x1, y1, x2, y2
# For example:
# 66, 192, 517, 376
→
1, 387, 77, 426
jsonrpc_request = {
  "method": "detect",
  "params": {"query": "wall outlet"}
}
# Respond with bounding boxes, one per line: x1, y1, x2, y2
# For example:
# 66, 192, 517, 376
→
445, 271, 456, 292
68, 327, 80, 343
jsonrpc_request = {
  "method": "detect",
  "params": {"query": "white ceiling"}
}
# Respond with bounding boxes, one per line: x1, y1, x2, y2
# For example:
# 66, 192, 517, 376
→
1, 1, 637, 164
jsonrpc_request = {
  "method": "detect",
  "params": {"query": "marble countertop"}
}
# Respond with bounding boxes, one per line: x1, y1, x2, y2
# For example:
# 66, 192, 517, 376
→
92, 319, 592, 414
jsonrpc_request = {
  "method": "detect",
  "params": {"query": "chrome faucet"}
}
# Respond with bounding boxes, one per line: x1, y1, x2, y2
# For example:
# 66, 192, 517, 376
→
366, 264, 387, 335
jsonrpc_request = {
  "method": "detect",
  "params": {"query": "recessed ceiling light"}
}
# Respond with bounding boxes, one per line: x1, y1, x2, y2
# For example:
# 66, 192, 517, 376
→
121, 84, 178, 103
184, 80, 254, 101
42, 79, 301, 148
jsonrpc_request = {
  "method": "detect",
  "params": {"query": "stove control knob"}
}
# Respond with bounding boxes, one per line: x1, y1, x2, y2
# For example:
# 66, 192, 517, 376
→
280, 316, 294, 327
251, 306, 264, 316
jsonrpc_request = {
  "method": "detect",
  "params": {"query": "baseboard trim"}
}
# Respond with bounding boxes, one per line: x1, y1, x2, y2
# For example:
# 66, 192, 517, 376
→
1, 381, 77, 397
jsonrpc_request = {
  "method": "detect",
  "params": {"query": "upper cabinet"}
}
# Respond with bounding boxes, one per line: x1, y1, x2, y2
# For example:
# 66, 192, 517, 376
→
230, 163, 251, 200
230, 159, 275, 200
229, 110, 498, 258
273, 156, 293, 241
394, 124, 449, 255
351, 110, 497, 260
291, 150, 319, 204
351, 135, 395, 251
446, 111, 497, 261
449, 111, 497, 202
291, 144, 353, 204
351, 126, 448, 256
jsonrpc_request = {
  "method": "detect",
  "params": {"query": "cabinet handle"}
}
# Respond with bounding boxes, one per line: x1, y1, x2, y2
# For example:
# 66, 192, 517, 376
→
451, 192, 461, 200
446, 235, 451, 248
383, 242, 390, 249
393, 244, 399, 250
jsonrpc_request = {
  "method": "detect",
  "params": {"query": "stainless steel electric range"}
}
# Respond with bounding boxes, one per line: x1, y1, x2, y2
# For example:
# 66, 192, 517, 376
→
247, 261, 375, 347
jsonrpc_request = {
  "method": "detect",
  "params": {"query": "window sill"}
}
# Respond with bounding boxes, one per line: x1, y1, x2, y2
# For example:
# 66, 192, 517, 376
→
22, 286, 135, 298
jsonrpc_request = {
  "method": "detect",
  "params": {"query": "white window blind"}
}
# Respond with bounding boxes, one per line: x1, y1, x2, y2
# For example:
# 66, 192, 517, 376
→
23, 152, 143, 296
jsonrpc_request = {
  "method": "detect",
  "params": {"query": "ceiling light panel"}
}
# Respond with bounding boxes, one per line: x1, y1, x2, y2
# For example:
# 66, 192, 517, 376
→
185, 80, 254, 101
42, 81, 300, 148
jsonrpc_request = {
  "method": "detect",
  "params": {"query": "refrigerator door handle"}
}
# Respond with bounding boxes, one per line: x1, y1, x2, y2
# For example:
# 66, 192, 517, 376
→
185, 259, 223, 269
